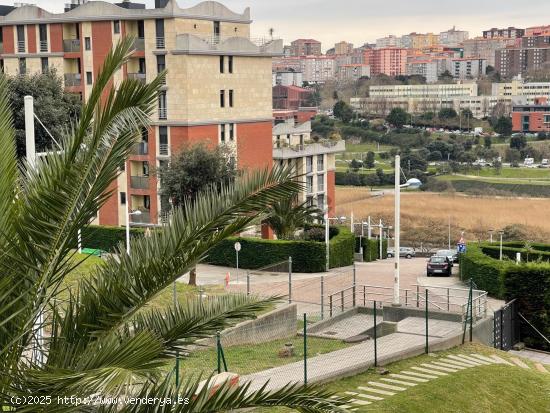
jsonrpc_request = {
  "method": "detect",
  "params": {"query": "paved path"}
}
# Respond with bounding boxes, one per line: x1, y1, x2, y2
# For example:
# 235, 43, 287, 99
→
510, 349, 550, 365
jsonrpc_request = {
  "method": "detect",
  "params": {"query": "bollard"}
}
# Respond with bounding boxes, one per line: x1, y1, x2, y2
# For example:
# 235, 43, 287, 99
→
288, 257, 292, 304
246, 271, 250, 296
373, 300, 378, 367
303, 313, 307, 385
217, 332, 221, 374
320, 276, 325, 320
352, 263, 357, 307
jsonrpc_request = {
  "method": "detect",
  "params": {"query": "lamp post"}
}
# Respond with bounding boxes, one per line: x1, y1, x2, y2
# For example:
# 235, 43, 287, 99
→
126, 203, 142, 255
499, 230, 504, 261
393, 155, 422, 306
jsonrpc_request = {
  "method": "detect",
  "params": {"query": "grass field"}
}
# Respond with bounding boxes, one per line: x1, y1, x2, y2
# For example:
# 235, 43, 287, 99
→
437, 174, 550, 186
462, 167, 550, 180
335, 187, 550, 242
253, 343, 550, 413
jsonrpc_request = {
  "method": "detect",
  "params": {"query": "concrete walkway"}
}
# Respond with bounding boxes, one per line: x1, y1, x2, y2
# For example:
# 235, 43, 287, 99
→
241, 321, 463, 392
510, 349, 550, 365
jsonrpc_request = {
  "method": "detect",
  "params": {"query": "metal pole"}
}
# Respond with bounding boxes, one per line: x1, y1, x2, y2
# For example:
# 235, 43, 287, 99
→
126, 198, 131, 255
321, 276, 325, 320
499, 233, 503, 261
236, 249, 239, 284
367, 216, 372, 239
78, 229, 82, 254
416, 284, 419, 308
469, 279, 473, 342
217, 332, 221, 374
303, 313, 307, 385
352, 263, 356, 307
448, 216, 451, 250
24, 96, 36, 169
246, 271, 250, 296
174, 273, 179, 386
425, 289, 429, 354
379, 219, 383, 259
350, 211, 354, 232
288, 256, 292, 304
373, 301, 378, 367
447, 288, 450, 312
394, 155, 401, 305
325, 210, 330, 272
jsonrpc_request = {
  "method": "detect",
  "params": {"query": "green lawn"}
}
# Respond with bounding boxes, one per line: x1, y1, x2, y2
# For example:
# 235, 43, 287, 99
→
165, 334, 351, 378
344, 142, 393, 153
254, 343, 550, 413
437, 174, 550, 186
465, 167, 550, 180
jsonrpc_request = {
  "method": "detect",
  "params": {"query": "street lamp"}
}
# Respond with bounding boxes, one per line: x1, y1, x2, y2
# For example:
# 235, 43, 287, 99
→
499, 230, 505, 261
394, 155, 422, 305
126, 204, 142, 255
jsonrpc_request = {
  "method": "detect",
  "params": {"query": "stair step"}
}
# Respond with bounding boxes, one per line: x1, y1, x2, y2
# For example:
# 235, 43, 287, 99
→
440, 358, 475, 368
469, 354, 499, 364
421, 363, 458, 373
390, 373, 430, 383
446, 355, 481, 366
400, 370, 439, 379
367, 381, 407, 391
432, 361, 467, 370
380, 378, 417, 387
489, 355, 514, 366
350, 399, 371, 406
458, 354, 492, 365
411, 366, 448, 376
355, 393, 384, 401
510, 357, 530, 369
535, 363, 549, 374
357, 386, 396, 396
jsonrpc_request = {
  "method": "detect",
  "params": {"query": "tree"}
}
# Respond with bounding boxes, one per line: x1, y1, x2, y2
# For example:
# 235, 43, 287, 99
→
401, 152, 428, 172
484, 136, 492, 148
158, 144, 237, 285
494, 116, 513, 136
364, 173, 380, 190
438, 70, 454, 83
386, 107, 408, 128
333, 90, 339, 100
510, 134, 527, 150
365, 151, 376, 169
461, 108, 473, 119
350, 158, 362, 172
0, 39, 345, 412
438, 108, 458, 119
8, 70, 81, 157
428, 150, 443, 161
333, 100, 353, 123
264, 195, 322, 240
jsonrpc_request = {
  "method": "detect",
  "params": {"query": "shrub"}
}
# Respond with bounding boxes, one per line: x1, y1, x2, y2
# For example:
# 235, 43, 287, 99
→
303, 227, 325, 242
356, 238, 388, 262
329, 227, 355, 268
82, 225, 145, 252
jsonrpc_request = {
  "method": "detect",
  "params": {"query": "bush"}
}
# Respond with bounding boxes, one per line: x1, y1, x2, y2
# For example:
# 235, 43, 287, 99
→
303, 227, 325, 242
82, 225, 145, 252
329, 227, 355, 269
356, 238, 388, 262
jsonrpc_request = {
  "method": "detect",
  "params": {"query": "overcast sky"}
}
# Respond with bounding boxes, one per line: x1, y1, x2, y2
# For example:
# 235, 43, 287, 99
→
30, 0, 550, 50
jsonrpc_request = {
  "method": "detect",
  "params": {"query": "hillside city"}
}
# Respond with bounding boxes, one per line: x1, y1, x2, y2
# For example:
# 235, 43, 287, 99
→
0, 0, 550, 412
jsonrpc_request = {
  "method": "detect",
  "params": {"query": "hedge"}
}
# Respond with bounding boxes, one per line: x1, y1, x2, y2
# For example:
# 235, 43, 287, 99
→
459, 243, 511, 299
205, 227, 355, 273
480, 243, 550, 263
81, 225, 146, 252
356, 238, 388, 262
504, 263, 550, 351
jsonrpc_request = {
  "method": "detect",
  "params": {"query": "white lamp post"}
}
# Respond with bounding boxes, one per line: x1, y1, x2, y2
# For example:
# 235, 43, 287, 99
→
499, 230, 504, 261
126, 203, 142, 255
393, 154, 422, 305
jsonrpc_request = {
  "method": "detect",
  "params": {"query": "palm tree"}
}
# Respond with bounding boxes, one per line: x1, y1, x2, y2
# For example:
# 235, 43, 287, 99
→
265, 195, 323, 240
0, 38, 348, 411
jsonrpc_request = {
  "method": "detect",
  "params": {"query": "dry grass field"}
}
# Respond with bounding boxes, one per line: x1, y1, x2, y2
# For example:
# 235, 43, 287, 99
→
336, 186, 550, 246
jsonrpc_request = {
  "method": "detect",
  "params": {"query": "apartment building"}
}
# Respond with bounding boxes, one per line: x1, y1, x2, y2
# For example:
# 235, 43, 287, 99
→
364, 47, 407, 76
272, 70, 303, 87
299, 55, 335, 83
272, 85, 312, 110
406, 60, 439, 83
525, 25, 550, 37
334, 41, 354, 55
449, 57, 487, 80
496, 46, 550, 78
439, 27, 469, 47
290, 38, 322, 56
409, 33, 440, 49
375, 35, 402, 48
512, 97, 550, 133
462, 37, 516, 67
492, 77, 550, 98
337, 64, 370, 82
0, 0, 282, 227
272, 119, 344, 214
483, 27, 525, 39
368, 82, 478, 98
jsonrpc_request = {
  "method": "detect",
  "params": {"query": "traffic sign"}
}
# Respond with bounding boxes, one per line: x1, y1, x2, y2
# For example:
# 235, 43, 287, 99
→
234, 242, 241, 252
457, 243, 466, 254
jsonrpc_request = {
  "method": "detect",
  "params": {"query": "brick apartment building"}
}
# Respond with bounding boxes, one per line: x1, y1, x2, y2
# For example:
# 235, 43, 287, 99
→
496, 35, 550, 78
272, 84, 312, 110
0, 0, 282, 227
364, 47, 407, 76
290, 38, 322, 57
483, 27, 525, 39
512, 97, 550, 133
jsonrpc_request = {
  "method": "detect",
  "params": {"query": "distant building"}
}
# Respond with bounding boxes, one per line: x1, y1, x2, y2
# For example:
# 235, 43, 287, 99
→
273, 85, 312, 110
483, 27, 525, 39
439, 27, 469, 47
462, 37, 517, 67
492, 77, 550, 98
408, 32, 440, 49
272, 71, 303, 87
406, 60, 439, 83
300, 55, 336, 83
337, 64, 371, 82
272, 119, 344, 214
496, 45, 550, 78
449, 58, 487, 80
290, 38, 322, 56
512, 97, 550, 132
364, 47, 407, 76
375, 35, 402, 48
273, 108, 318, 125
368, 82, 478, 98
525, 25, 550, 37
334, 41, 354, 55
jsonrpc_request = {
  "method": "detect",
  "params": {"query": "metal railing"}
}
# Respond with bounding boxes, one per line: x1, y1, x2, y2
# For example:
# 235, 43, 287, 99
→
193, 34, 280, 47
130, 176, 150, 190
158, 107, 167, 120
129, 210, 151, 224
128, 73, 147, 83
158, 143, 169, 156
273, 140, 346, 160
132, 141, 148, 156
133, 37, 145, 51
63, 39, 80, 53
156, 37, 165, 49
17, 40, 25, 53
64, 73, 82, 87
39, 40, 48, 52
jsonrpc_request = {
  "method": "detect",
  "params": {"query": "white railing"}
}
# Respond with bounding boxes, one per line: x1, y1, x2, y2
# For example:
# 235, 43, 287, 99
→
196, 34, 281, 47
17, 40, 25, 53
39, 40, 48, 52
128, 73, 146, 83
156, 37, 165, 49
63, 39, 80, 53
133, 37, 145, 51
158, 107, 167, 120
158, 143, 169, 156
273, 140, 346, 160
64, 73, 81, 87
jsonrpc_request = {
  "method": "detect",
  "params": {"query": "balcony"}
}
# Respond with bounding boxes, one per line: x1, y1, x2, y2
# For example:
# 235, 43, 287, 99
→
17, 40, 25, 53
133, 37, 145, 51
273, 139, 346, 160
130, 176, 150, 190
129, 210, 151, 224
39, 40, 48, 52
63, 39, 81, 53
132, 141, 148, 155
64, 73, 82, 87
174, 34, 283, 56
156, 37, 165, 49
128, 72, 146, 83
159, 143, 169, 157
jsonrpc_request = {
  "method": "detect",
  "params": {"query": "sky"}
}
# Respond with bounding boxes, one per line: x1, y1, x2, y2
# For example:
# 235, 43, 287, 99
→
28, 0, 550, 51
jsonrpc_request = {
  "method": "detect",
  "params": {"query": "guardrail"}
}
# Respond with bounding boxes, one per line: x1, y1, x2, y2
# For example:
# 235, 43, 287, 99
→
133, 37, 145, 51
130, 176, 150, 190
132, 141, 148, 156
64, 73, 82, 87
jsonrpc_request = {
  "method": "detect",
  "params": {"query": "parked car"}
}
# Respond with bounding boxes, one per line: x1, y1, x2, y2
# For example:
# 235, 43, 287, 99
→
427, 255, 452, 277
387, 247, 416, 259
436, 249, 458, 265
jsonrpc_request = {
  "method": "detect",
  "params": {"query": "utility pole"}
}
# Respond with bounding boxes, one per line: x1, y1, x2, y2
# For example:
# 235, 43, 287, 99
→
394, 155, 401, 306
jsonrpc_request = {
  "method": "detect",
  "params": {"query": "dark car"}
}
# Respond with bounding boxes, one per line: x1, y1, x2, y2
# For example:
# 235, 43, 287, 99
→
427, 255, 452, 277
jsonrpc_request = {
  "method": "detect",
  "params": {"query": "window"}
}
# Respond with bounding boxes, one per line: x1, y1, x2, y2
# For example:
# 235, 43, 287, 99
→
41, 57, 48, 74
16, 25, 25, 52
317, 194, 325, 210
142, 161, 149, 176
120, 192, 126, 205
144, 195, 151, 210
18, 58, 26, 75
156, 55, 165, 73
317, 174, 324, 192
86, 71, 93, 85
228, 56, 233, 73
306, 176, 313, 193
220, 124, 226, 143
220, 56, 224, 73
113, 20, 120, 34
317, 155, 324, 171
306, 156, 313, 173
220, 90, 225, 108
159, 125, 169, 155
229, 89, 234, 107
85, 37, 91, 50
39, 24, 48, 52
155, 19, 165, 48
229, 123, 235, 141
544, 115, 550, 123
158, 91, 167, 119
